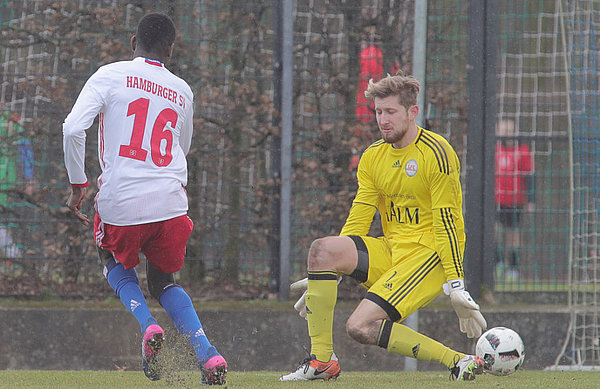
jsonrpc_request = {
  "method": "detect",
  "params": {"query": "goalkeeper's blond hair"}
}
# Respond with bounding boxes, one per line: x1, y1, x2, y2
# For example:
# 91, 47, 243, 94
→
364, 71, 420, 109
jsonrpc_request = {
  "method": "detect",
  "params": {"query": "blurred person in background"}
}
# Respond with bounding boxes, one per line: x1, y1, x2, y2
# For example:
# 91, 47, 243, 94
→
281, 72, 487, 382
350, 22, 401, 172
495, 119, 534, 282
62, 13, 227, 385
0, 111, 34, 264
355, 25, 383, 125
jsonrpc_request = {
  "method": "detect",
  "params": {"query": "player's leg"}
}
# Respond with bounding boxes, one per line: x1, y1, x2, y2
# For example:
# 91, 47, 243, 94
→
348, 242, 483, 381
307, 235, 391, 361
95, 216, 164, 380
144, 215, 226, 385
99, 248, 159, 331
346, 297, 463, 365
281, 235, 391, 381
496, 205, 510, 279
96, 215, 158, 332
103, 251, 164, 381
504, 207, 522, 281
305, 236, 354, 361
146, 262, 226, 376
280, 236, 352, 381
346, 251, 464, 367
346, 302, 481, 380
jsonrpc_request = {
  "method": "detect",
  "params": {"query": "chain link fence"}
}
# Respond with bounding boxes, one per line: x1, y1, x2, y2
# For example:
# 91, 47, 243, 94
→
0, 0, 590, 298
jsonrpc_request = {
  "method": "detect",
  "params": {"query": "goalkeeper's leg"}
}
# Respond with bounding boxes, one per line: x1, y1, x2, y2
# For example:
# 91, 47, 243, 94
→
347, 305, 483, 381
305, 236, 358, 362
281, 236, 363, 381
305, 235, 393, 362
347, 246, 458, 365
346, 298, 460, 364
377, 319, 484, 381
346, 243, 484, 380
282, 235, 392, 381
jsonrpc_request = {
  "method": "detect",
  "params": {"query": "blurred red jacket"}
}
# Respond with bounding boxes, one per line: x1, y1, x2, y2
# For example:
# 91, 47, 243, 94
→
355, 45, 383, 123
495, 143, 533, 207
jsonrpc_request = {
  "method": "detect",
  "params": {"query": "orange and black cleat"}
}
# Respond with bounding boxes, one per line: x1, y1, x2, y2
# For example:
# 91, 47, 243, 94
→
280, 353, 340, 381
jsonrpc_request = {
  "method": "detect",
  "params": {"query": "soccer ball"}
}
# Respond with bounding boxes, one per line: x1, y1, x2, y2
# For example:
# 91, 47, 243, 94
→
475, 327, 525, 376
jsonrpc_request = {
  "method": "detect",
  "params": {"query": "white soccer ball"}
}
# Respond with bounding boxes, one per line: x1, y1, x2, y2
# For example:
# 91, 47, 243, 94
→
475, 326, 525, 376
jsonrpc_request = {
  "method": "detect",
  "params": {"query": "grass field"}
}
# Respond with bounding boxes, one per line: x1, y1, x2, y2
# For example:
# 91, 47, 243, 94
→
2, 370, 599, 389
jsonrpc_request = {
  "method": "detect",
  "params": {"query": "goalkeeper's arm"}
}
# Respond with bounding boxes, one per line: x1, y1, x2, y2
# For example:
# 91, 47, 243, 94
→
431, 205, 486, 337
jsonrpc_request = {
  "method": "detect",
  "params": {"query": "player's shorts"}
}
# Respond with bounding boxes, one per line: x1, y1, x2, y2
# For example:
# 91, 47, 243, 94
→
94, 213, 193, 274
346, 235, 393, 289
350, 236, 446, 323
497, 205, 523, 228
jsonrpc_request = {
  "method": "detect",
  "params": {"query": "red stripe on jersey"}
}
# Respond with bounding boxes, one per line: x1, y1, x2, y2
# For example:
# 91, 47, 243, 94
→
99, 113, 106, 169
98, 113, 105, 190
144, 58, 164, 67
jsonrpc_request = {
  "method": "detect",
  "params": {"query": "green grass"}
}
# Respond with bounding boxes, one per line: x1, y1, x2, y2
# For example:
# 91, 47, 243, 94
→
1, 370, 599, 389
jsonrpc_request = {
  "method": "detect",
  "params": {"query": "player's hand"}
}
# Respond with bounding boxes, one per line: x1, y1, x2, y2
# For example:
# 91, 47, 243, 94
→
290, 276, 342, 320
67, 186, 90, 227
447, 279, 487, 338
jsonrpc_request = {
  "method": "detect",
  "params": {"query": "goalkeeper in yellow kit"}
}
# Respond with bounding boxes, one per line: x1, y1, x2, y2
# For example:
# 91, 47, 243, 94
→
280, 71, 487, 382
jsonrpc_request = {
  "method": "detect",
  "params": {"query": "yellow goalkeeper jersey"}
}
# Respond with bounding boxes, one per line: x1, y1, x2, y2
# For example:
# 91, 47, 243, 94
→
340, 127, 465, 280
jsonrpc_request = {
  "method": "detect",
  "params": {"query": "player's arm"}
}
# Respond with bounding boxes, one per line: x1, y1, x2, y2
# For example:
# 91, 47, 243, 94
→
430, 148, 486, 338
179, 91, 194, 156
339, 203, 377, 236
430, 150, 465, 281
63, 71, 105, 187
62, 70, 106, 225
339, 150, 378, 236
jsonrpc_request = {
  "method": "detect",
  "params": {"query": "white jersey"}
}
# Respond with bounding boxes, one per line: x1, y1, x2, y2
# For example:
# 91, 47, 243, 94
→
63, 57, 194, 226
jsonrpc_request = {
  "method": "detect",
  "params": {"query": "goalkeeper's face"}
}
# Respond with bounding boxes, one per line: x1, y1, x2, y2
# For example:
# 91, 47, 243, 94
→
375, 95, 418, 148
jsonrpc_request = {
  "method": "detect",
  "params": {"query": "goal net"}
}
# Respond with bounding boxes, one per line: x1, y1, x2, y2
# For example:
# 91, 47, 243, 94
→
553, 0, 600, 370
497, 0, 600, 369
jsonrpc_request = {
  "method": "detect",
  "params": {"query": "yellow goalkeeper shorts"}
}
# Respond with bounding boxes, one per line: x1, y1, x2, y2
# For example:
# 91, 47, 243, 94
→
360, 237, 446, 323
347, 235, 392, 289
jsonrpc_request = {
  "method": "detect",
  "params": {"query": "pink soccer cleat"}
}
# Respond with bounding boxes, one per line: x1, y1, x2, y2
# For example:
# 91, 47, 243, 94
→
201, 354, 228, 385
141, 324, 165, 381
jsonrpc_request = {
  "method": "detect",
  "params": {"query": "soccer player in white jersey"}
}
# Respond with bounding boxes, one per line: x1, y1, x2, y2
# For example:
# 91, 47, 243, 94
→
63, 13, 226, 385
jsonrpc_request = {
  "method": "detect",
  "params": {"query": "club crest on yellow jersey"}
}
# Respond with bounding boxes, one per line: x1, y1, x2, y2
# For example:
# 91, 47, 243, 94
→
405, 159, 418, 177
